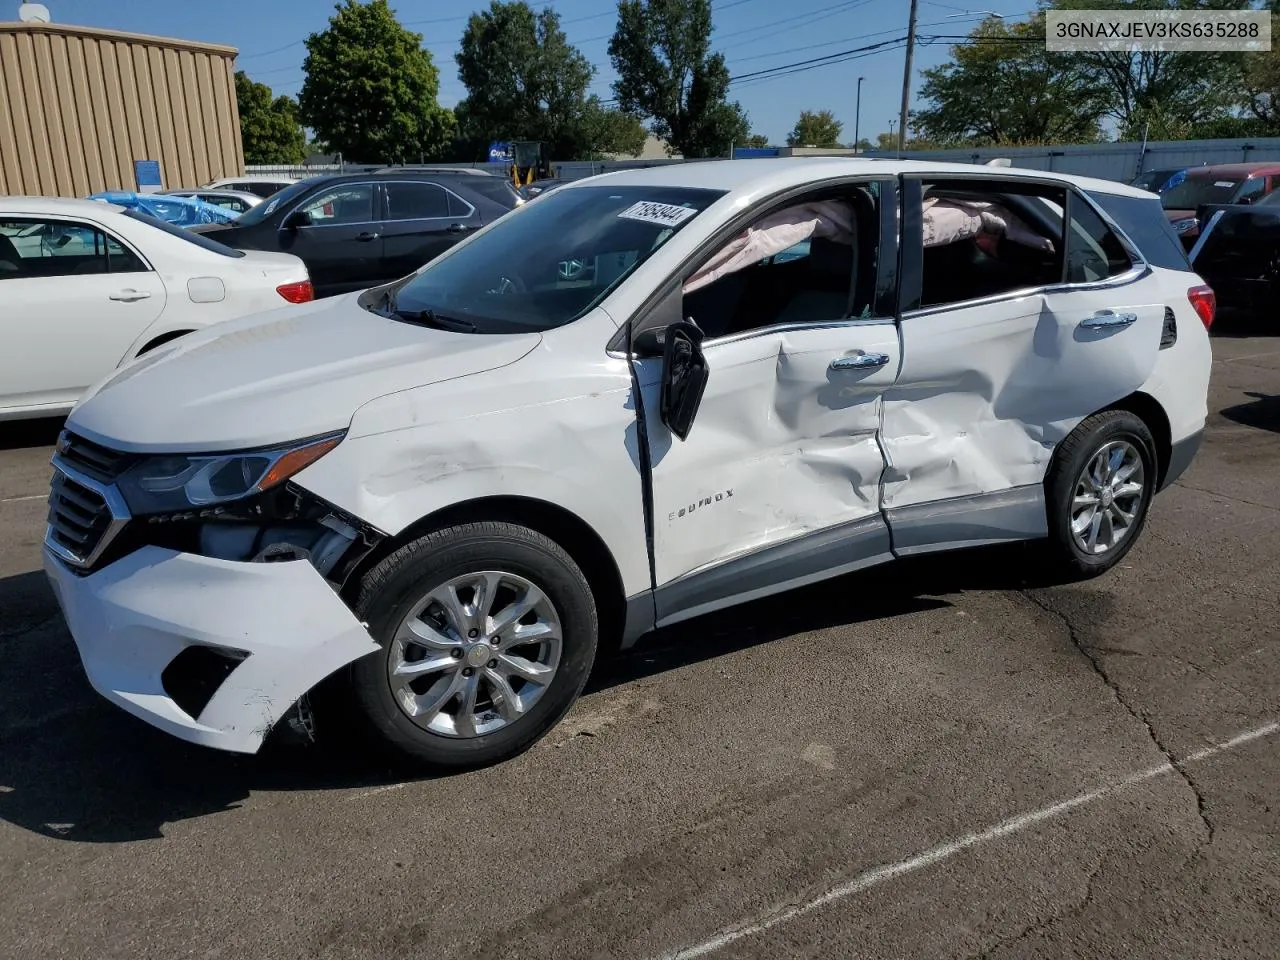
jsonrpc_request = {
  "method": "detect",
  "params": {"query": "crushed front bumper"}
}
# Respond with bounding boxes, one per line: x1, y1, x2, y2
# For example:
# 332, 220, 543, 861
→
44, 546, 378, 754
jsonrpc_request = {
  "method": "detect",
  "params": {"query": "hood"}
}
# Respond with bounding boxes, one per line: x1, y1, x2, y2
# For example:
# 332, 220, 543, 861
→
67, 293, 542, 453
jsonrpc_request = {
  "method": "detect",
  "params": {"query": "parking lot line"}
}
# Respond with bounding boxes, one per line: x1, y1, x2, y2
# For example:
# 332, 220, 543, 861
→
0, 494, 45, 504
656, 720, 1280, 960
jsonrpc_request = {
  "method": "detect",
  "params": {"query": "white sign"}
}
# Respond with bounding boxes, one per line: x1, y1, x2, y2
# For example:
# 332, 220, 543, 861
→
617, 201, 697, 228
1046, 10, 1270, 53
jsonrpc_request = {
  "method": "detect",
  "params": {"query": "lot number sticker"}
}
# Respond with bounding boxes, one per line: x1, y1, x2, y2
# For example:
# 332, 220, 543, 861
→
618, 201, 697, 227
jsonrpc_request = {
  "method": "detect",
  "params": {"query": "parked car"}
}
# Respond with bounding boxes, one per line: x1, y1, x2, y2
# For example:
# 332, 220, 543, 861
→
43, 159, 1211, 771
520, 176, 573, 199
87, 190, 240, 226
1130, 167, 1186, 194
161, 188, 263, 216
204, 175, 297, 198
1188, 188, 1280, 313
188, 170, 524, 298
1161, 162, 1280, 246
0, 197, 312, 420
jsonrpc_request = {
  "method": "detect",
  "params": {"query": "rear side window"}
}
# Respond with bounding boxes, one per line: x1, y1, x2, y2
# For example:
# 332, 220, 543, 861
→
121, 209, 246, 257
1066, 195, 1132, 282
1085, 191, 1189, 271
385, 182, 450, 219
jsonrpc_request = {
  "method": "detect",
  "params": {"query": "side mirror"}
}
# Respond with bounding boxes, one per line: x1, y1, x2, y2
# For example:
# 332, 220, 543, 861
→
282, 209, 311, 230
659, 320, 709, 441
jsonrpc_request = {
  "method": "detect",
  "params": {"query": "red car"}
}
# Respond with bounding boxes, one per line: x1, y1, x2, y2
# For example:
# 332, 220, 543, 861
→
1162, 162, 1280, 247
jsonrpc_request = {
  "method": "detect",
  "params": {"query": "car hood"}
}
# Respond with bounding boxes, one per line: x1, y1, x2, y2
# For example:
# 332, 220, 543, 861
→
67, 293, 542, 453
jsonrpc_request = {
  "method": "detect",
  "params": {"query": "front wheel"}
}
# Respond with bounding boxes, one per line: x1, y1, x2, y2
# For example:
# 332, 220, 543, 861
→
346, 522, 598, 769
1044, 409, 1158, 578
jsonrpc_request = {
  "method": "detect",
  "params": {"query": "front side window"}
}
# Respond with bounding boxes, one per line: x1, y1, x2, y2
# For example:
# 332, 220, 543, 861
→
378, 185, 724, 333
0, 218, 146, 279
299, 184, 375, 225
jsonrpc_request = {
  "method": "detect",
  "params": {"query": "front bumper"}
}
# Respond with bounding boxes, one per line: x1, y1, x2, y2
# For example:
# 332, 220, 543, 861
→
44, 546, 378, 754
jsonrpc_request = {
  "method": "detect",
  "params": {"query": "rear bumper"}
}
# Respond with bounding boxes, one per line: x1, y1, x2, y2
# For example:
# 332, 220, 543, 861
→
1160, 428, 1203, 492
44, 546, 378, 753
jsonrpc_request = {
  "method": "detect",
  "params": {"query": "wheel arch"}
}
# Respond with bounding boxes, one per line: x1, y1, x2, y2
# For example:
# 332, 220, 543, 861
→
1105, 390, 1172, 485
341, 495, 628, 653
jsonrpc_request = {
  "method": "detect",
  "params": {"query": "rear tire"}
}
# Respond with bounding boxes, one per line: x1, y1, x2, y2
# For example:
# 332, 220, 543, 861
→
1044, 410, 1157, 578
346, 522, 598, 770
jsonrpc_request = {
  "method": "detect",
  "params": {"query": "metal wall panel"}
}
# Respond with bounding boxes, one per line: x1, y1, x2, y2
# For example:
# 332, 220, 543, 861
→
0, 22, 243, 197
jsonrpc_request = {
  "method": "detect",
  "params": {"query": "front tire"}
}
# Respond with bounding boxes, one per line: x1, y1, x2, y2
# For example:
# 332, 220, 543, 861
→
1045, 410, 1157, 578
347, 522, 598, 769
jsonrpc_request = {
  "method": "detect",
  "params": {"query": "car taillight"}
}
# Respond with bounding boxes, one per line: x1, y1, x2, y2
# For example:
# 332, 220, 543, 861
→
1187, 283, 1215, 330
276, 279, 314, 303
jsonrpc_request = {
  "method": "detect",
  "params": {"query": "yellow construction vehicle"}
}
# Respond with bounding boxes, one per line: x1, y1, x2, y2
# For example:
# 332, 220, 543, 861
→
509, 141, 551, 189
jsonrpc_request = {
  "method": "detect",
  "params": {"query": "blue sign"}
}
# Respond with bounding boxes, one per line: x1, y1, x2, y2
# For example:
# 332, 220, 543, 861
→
488, 141, 512, 163
134, 159, 163, 193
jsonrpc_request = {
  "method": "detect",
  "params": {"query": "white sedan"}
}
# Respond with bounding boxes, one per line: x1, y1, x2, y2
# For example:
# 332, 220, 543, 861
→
0, 197, 312, 421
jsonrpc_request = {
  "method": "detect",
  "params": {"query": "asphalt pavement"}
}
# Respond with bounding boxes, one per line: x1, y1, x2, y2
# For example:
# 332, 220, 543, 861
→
1, 324, 1277, 960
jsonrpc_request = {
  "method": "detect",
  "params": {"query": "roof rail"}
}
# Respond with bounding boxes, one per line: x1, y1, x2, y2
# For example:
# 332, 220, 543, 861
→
371, 165, 498, 176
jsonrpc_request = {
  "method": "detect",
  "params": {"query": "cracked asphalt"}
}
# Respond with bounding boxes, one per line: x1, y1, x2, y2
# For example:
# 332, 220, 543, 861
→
1, 325, 1277, 960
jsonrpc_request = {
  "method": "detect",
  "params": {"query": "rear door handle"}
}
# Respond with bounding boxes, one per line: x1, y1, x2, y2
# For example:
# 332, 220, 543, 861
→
830, 352, 890, 370
108, 289, 151, 302
1079, 310, 1137, 329
355, 231, 380, 242
446, 223, 467, 233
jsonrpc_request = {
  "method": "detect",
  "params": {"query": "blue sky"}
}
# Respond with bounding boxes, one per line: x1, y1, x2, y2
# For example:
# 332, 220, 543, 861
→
44, 0, 1037, 144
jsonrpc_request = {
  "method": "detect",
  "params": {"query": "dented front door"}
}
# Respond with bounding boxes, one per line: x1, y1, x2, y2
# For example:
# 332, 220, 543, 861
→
634, 318, 901, 592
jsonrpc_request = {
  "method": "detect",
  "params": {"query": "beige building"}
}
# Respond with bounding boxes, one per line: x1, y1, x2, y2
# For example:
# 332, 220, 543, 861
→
0, 20, 242, 197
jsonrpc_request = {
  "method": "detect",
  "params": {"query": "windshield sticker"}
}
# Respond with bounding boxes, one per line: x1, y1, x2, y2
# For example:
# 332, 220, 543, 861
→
1214, 180, 1235, 188
264, 198, 281, 215
617, 201, 697, 227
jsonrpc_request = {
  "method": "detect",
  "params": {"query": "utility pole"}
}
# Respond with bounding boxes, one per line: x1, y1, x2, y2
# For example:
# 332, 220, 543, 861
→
898, 0, 919, 153
854, 76, 864, 154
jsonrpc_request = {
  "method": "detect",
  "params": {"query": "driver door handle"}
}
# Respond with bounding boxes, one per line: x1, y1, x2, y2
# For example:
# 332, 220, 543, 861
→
1079, 310, 1137, 329
108, 289, 152, 302
355, 231, 380, 242
830, 352, 890, 370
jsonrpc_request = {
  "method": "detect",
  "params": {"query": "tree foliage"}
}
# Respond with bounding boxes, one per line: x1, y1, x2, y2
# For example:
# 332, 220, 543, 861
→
742, 133, 770, 148
455, 1, 647, 158
786, 110, 843, 148
913, 13, 1107, 146
298, 0, 452, 163
235, 71, 307, 164
609, 0, 751, 157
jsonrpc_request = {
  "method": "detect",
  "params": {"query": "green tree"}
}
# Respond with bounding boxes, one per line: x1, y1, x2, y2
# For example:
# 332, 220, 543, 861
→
742, 133, 770, 148
298, 0, 452, 163
609, 0, 751, 158
786, 110, 843, 148
455, 1, 645, 158
234, 71, 307, 164
913, 13, 1107, 146
1045, 0, 1251, 139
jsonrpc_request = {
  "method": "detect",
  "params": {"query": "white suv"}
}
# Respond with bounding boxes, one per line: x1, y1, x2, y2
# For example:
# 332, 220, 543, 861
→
43, 159, 1213, 770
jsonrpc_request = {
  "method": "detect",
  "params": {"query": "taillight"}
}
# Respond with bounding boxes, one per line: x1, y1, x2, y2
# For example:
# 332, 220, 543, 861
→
276, 279, 314, 303
1187, 283, 1215, 330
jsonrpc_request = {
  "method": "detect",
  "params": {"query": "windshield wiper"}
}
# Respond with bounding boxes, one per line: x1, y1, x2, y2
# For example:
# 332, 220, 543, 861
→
392, 307, 477, 333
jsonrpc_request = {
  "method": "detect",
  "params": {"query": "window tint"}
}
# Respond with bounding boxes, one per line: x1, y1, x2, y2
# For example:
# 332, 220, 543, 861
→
462, 176, 523, 209
385, 182, 449, 220
1066, 195, 1132, 283
680, 184, 882, 338
916, 182, 1065, 308
447, 190, 473, 218
1235, 177, 1266, 203
1086, 190, 1188, 270
0, 218, 146, 279
299, 184, 375, 224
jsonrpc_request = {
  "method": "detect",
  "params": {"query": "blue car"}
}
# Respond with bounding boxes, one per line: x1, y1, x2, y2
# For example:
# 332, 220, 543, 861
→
86, 190, 240, 226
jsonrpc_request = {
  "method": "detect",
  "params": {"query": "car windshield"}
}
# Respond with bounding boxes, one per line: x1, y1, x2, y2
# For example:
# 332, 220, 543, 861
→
231, 178, 319, 226
120, 209, 245, 257
377, 185, 726, 333
1161, 176, 1244, 209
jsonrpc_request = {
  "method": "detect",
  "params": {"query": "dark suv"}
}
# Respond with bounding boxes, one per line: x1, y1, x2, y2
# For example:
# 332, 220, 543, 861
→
190, 169, 524, 298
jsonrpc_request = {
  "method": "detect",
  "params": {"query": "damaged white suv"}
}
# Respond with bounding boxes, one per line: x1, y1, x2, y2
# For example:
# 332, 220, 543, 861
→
44, 159, 1212, 769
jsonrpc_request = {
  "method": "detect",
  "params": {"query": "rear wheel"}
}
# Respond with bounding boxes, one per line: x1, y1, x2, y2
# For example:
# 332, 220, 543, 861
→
346, 522, 598, 769
1045, 410, 1157, 578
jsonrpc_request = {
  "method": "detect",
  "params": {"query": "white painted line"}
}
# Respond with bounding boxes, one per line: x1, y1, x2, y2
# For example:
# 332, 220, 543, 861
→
657, 720, 1280, 960
0, 494, 45, 504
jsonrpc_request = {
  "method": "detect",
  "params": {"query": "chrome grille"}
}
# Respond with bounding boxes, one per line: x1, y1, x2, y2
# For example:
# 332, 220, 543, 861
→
47, 473, 112, 560
45, 441, 132, 570
54, 430, 133, 484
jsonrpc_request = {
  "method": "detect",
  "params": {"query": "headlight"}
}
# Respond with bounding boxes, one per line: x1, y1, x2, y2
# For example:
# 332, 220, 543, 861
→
1171, 217, 1197, 233
116, 433, 343, 514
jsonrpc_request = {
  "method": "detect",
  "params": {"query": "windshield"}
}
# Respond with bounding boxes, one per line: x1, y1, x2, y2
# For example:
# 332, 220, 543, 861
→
1161, 176, 1243, 209
379, 185, 726, 333
121, 209, 245, 257
231, 178, 320, 226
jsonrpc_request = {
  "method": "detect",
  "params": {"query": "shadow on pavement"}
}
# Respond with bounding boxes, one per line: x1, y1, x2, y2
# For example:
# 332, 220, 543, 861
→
1209, 308, 1277, 338
1220, 391, 1280, 433
0, 541, 1067, 845
0, 417, 64, 452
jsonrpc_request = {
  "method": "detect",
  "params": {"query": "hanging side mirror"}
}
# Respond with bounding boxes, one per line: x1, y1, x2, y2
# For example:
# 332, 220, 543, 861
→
659, 320, 709, 441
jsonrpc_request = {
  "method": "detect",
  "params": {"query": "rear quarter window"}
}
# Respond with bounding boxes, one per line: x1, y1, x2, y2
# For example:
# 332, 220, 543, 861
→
462, 177, 523, 209
1085, 191, 1190, 271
